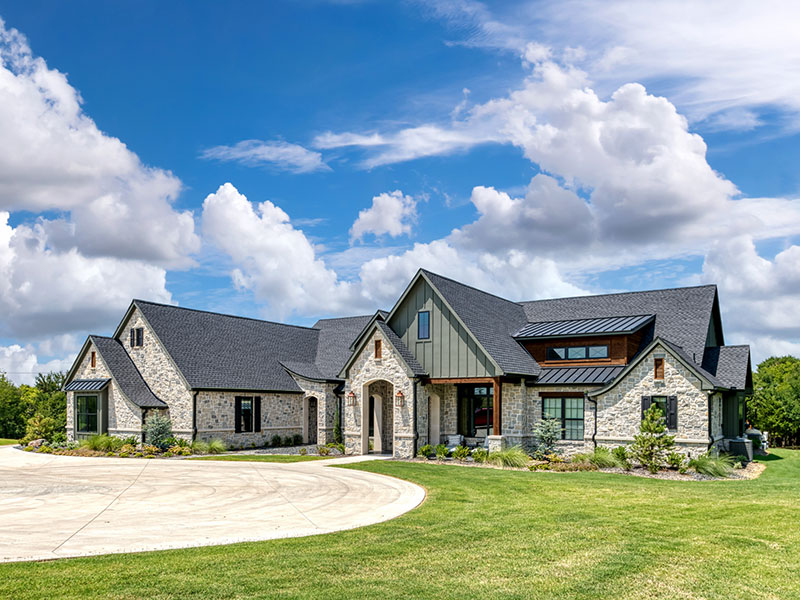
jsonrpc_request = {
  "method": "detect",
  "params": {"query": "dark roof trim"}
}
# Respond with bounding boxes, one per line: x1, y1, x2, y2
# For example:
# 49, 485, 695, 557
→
589, 337, 725, 397
280, 361, 340, 384
383, 269, 505, 376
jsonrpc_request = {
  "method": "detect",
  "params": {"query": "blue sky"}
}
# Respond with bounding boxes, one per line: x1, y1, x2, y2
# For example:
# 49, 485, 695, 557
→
0, 0, 798, 382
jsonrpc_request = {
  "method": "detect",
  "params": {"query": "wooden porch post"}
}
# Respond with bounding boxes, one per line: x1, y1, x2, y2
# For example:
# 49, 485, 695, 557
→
492, 377, 502, 436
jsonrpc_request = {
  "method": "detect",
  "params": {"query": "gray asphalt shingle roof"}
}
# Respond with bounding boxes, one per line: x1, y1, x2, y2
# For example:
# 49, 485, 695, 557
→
659, 338, 725, 389
422, 270, 540, 377
135, 301, 318, 392
702, 345, 752, 390
519, 285, 718, 366
312, 314, 374, 379
515, 314, 654, 339
90, 336, 167, 408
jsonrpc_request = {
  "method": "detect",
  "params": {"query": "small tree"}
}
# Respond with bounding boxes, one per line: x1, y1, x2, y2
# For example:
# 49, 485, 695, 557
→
630, 404, 675, 473
143, 412, 173, 449
532, 417, 562, 458
21, 413, 57, 444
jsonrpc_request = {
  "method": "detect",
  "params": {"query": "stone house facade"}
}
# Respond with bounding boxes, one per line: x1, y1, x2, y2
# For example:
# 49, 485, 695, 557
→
64, 268, 752, 459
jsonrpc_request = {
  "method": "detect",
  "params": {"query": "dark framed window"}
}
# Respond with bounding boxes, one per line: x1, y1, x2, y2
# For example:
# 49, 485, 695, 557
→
90, 351, 96, 368
235, 396, 261, 433
542, 397, 584, 440
375, 339, 382, 359
546, 345, 608, 361
457, 385, 493, 438
641, 395, 677, 430
130, 327, 144, 347
76, 395, 99, 434
418, 311, 430, 340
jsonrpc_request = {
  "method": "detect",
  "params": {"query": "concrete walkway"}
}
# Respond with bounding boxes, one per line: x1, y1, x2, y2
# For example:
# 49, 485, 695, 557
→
0, 446, 424, 562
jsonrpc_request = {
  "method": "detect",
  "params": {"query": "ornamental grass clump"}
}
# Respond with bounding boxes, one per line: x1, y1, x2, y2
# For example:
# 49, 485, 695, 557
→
435, 444, 449, 460
630, 404, 675, 473
612, 445, 633, 470
588, 446, 621, 469
471, 447, 489, 463
689, 452, 735, 478
191, 440, 209, 455
488, 445, 529, 469
207, 438, 226, 454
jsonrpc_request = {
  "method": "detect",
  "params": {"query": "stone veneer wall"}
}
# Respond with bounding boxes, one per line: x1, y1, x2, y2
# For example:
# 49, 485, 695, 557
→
594, 343, 715, 458
195, 390, 303, 448
66, 341, 142, 442
344, 328, 415, 458
290, 375, 340, 445
120, 308, 193, 438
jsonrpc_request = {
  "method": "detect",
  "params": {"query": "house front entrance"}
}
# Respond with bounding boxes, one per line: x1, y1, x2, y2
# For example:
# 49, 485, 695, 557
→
363, 380, 394, 454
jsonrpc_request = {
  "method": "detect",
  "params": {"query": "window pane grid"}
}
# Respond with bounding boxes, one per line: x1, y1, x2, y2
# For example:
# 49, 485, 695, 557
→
543, 397, 584, 441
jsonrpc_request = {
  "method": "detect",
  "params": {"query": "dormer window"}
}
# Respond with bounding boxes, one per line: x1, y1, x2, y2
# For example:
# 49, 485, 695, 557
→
130, 327, 144, 347
418, 311, 430, 340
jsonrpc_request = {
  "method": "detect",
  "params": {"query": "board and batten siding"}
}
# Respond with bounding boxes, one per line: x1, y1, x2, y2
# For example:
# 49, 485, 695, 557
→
388, 278, 496, 378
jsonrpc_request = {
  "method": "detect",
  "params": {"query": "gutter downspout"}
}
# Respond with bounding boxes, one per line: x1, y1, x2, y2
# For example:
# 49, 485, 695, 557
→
707, 392, 714, 451
192, 391, 199, 442
586, 392, 598, 449
412, 378, 418, 458
141, 408, 149, 444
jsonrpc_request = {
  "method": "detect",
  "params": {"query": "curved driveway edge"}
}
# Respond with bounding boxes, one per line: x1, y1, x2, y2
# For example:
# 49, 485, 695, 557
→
0, 447, 425, 562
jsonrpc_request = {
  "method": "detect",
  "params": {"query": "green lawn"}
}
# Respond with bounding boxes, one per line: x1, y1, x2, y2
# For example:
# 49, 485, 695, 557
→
2, 451, 799, 599
187, 454, 336, 463
0, 438, 18, 445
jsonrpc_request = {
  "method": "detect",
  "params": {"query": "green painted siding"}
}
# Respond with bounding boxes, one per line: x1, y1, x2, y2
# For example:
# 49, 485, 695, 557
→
388, 279, 496, 378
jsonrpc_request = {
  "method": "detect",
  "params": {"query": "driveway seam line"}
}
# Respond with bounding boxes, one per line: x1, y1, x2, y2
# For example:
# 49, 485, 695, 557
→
51, 460, 151, 554
253, 466, 322, 530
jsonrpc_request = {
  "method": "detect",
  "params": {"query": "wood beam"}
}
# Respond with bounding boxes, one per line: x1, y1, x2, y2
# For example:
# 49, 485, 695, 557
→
493, 377, 502, 436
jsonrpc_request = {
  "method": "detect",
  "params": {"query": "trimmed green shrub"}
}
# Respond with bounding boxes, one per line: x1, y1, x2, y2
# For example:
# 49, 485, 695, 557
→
207, 438, 226, 454
333, 408, 343, 444
143, 413, 173, 450
630, 404, 675, 473
488, 445, 529, 469
612, 445, 632, 470
471, 447, 489, 463
318, 445, 331, 456
418, 444, 434, 459
299, 447, 307, 455
283, 435, 294, 447
689, 452, 735, 477
666, 451, 687, 471
326, 442, 345, 454
453, 445, 470, 461
435, 444, 449, 460
293, 433, 304, 446
270, 434, 282, 447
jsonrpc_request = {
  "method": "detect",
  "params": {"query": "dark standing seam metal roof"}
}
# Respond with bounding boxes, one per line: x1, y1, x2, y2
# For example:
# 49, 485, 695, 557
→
376, 320, 427, 376
90, 336, 167, 408
514, 314, 654, 339
519, 285, 718, 366
64, 378, 111, 392
421, 270, 540, 377
536, 366, 625, 385
135, 301, 319, 392
702, 345, 752, 390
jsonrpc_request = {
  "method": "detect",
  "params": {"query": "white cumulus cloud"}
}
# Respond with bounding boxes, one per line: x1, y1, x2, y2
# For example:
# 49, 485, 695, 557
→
350, 190, 417, 242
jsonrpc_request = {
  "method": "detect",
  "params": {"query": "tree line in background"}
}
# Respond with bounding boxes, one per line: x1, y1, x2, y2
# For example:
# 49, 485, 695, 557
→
0, 372, 66, 443
748, 356, 800, 447
0, 356, 799, 447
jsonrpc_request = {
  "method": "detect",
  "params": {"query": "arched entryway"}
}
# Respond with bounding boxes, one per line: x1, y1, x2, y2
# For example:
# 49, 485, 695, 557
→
428, 393, 441, 446
303, 396, 318, 444
362, 380, 394, 454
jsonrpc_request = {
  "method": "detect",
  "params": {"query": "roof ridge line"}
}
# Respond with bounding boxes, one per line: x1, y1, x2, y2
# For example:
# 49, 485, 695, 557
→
133, 299, 320, 332
522, 313, 654, 325
421, 269, 524, 308
518, 283, 718, 305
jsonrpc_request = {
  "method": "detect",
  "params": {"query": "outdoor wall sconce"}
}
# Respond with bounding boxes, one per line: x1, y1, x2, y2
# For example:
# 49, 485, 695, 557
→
395, 390, 405, 407
346, 391, 356, 406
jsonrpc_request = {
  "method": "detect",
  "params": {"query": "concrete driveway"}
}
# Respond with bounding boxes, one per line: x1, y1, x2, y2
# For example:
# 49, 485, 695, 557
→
0, 446, 424, 562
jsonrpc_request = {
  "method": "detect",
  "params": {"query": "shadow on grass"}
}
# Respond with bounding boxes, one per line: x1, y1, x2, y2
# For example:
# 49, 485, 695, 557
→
755, 453, 783, 462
